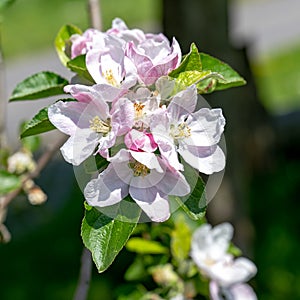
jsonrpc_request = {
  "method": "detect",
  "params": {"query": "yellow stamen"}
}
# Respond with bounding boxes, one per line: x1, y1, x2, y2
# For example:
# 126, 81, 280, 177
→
104, 69, 118, 86
170, 122, 191, 139
89, 116, 111, 134
128, 161, 150, 177
134, 102, 145, 120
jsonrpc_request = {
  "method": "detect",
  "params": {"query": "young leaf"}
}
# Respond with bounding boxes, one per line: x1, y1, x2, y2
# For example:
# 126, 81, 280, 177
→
9, 71, 68, 101
126, 237, 168, 254
81, 206, 139, 273
169, 43, 202, 77
67, 55, 94, 82
20, 107, 56, 138
171, 214, 192, 262
55, 24, 82, 66
0, 170, 22, 195
199, 52, 246, 92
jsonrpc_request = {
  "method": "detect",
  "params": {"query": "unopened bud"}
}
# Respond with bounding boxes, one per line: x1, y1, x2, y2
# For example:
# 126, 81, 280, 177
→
7, 150, 36, 174
27, 186, 47, 205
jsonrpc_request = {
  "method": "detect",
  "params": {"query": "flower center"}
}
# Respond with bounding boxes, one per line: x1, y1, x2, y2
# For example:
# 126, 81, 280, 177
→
170, 122, 191, 140
128, 161, 150, 177
104, 69, 118, 86
89, 116, 111, 134
134, 102, 145, 120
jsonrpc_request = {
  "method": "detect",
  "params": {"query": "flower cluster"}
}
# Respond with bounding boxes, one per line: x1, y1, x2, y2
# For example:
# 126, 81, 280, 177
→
48, 18, 226, 222
191, 223, 257, 300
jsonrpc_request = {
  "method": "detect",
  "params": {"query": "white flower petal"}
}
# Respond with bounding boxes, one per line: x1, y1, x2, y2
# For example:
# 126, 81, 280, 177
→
48, 101, 89, 135
60, 129, 99, 166
130, 186, 170, 222
167, 85, 197, 121
191, 222, 234, 270
178, 145, 225, 174
209, 256, 257, 287
84, 164, 129, 207
186, 108, 225, 146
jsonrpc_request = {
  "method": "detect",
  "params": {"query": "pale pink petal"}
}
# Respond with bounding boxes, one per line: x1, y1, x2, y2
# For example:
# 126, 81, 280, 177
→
84, 163, 129, 207
209, 257, 257, 287
178, 145, 225, 174
185, 108, 225, 146
129, 186, 170, 222
60, 129, 99, 166
111, 98, 134, 135
167, 85, 197, 121
155, 162, 190, 196
48, 101, 89, 135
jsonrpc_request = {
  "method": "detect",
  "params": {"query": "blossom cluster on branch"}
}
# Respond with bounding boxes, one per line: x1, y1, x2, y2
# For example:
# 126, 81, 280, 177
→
7, 17, 256, 299
48, 18, 226, 222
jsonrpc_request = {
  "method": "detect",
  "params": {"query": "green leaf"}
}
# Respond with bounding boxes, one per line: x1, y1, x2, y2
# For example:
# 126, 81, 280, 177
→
126, 237, 168, 255
124, 256, 147, 281
171, 163, 206, 221
83, 154, 109, 174
67, 55, 94, 82
0, 170, 22, 195
169, 43, 202, 77
55, 24, 82, 66
175, 70, 213, 87
19, 121, 41, 152
20, 106, 56, 138
81, 206, 139, 273
228, 242, 242, 257
199, 52, 246, 92
171, 214, 192, 262
9, 71, 68, 101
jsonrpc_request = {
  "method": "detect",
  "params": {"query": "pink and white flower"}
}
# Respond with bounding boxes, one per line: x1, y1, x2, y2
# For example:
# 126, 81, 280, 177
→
210, 281, 257, 300
48, 86, 134, 165
191, 223, 257, 300
84, 149, 190, 222
126, 34, 182, 85
70, 28, 101, 59
151, 85, 226, 174
85, 33, 138, 95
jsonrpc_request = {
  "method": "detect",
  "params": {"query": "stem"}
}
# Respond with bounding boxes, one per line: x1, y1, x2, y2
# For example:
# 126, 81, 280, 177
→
87, 0, 102, 30
0, 21, 7, 148
73, 247, 93, 300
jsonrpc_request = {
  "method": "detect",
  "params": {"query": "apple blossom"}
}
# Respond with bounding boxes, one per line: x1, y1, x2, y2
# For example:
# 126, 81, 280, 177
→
151, 85, 226, 174
48, 88, 134, 165
84, 149, 190, 222
191, 223, 257, 300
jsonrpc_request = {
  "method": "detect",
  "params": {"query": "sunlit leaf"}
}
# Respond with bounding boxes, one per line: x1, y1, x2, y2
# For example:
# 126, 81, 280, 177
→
126, 237, 168, 254
55, 24, 82, 66
9, 72, 68, 101
81, 205, 140, 273
199, 52, 246, 92
20, 107, 56, 138
171, 214, 192, 261
169, 43, 202, 77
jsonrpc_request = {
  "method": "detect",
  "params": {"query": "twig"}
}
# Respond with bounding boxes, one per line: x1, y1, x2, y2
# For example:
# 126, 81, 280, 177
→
0, 22, 7, 148
0, 134, 67, 211
73, 247, 93, 300
87, 0, 102, 30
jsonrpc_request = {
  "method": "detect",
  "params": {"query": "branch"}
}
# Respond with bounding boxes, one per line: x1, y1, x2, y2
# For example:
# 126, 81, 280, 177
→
87, 0, 102, 30
73, 247, 93, 300
0, 134, 67, 210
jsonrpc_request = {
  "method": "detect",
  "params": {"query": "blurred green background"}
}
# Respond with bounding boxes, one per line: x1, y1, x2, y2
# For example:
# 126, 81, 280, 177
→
1, 0, 300, 299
